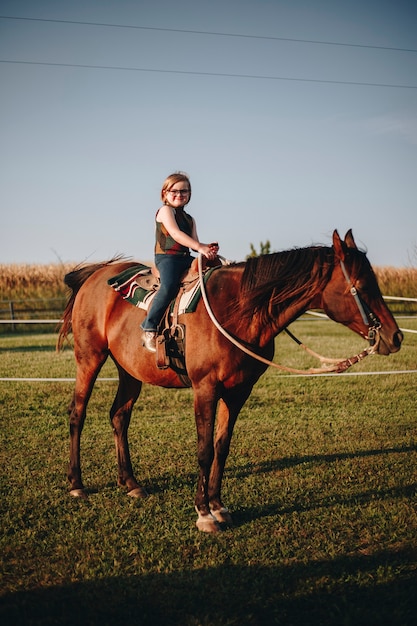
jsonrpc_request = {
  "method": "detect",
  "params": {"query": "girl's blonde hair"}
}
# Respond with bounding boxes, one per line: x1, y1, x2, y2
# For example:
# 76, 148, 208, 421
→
161, 171, 192, 204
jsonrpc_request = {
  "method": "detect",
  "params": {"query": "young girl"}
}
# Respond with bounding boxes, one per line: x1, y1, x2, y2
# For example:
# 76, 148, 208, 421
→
141, 172, 219, 352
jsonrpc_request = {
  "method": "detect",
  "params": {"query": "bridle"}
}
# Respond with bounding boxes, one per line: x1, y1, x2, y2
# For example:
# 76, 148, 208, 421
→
339, 258, 381, 348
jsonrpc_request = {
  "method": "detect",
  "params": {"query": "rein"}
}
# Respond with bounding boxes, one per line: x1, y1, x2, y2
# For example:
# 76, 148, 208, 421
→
197, 253, 380, 375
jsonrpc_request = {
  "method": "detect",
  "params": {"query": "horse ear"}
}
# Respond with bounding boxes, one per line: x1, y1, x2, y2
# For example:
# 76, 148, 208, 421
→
344, 229, 357, 249
332, 229, 346, 260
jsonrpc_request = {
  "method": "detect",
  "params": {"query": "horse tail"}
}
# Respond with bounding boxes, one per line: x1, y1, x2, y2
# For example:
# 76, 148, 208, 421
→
56, 257, 125, 350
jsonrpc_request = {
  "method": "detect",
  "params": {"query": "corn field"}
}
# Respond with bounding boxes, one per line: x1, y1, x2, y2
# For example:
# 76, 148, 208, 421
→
0, 263, 74, 300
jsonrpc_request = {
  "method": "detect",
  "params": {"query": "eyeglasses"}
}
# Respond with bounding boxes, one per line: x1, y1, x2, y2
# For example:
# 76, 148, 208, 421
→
167, 189, 190, 196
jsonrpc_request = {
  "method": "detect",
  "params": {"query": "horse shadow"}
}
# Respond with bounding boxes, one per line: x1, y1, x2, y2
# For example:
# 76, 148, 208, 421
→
229, 444, 417, 479
1, 548, 415, 625
221, 444, 415, 526
132, 443, 417, 530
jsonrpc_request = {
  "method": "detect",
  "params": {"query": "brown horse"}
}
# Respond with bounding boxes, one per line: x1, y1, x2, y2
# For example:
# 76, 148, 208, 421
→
58, 230, 402, 532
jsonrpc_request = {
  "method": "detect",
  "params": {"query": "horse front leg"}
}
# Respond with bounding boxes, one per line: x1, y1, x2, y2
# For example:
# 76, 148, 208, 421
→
208, 386, 254, 526
193, 389, 220, 533
111, 369, 147, 498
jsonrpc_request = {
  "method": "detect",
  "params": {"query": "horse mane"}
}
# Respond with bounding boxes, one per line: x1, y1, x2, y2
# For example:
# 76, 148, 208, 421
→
238, 246, 334, 323
57, 256, 127, 350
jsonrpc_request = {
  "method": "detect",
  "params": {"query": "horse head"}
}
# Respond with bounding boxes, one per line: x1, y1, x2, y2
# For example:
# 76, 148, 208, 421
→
319, 230, 403, 355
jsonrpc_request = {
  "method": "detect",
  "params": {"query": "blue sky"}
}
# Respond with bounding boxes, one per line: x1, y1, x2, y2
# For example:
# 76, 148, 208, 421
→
1, 0, 416, 267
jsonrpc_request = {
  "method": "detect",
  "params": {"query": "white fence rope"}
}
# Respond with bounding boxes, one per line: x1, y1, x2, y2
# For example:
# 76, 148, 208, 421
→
0, 295, 416, 324
1, 370, 416, 382
0, 297, 415, 338
305, 310, 417, 334
0, 319, 62, 323
383, 295, 417, 303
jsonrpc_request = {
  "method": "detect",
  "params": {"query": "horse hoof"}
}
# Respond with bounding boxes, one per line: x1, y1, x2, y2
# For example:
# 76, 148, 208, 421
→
195, 509, 222, 533
128, 487, 148, 498
210, 507, 233, 526
196, 517, 222, 533
70, 488, 88, 499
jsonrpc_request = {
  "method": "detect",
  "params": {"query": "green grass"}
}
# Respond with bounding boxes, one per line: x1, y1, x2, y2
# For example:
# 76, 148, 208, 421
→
0, 321, 416, 625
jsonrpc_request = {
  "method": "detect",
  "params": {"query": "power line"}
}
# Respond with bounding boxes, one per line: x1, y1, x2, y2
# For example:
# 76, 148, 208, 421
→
1, 14, 417, 54
1, 59, 416, 89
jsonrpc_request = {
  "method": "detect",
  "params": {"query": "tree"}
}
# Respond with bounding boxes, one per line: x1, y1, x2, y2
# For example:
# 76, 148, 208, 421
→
246, 240, 272, 259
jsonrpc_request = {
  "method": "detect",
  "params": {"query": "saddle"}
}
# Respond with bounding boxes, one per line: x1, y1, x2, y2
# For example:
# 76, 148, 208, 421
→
131, 256, 218, 294
108, 256, 224, 378
150, 255, 217, 284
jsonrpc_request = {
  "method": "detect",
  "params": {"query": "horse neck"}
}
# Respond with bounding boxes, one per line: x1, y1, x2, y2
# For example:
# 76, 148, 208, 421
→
234, 248, 333, 346
250, 291, 318, 347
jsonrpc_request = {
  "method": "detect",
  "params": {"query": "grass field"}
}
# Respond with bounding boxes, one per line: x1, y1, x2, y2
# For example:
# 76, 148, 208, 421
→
0, 319, 416, 625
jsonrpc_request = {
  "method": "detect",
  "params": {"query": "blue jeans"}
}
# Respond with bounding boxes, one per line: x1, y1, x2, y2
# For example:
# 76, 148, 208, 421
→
140, 254, 193, 332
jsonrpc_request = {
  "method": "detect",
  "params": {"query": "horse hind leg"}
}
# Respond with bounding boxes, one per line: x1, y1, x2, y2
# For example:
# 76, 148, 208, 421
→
68, 372, 101, 498
68, 359, 106, 498
68, 391, 88, 498
111, 367, 147, 498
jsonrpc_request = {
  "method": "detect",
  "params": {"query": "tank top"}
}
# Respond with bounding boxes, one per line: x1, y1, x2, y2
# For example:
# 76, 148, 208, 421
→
154, 207, 194, 255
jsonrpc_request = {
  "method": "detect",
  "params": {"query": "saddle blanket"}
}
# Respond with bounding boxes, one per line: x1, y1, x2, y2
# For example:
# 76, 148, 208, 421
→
107, 263, 213, 314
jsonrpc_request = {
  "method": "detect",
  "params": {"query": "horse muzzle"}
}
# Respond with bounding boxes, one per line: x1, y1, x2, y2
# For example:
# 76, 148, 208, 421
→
376, 328, 403, 355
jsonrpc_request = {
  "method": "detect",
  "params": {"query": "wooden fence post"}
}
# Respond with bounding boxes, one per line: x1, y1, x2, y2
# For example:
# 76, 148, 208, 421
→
9, 301, 16, 332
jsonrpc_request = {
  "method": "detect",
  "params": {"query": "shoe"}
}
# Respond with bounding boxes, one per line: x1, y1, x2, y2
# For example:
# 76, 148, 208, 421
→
142, 331, 157, 353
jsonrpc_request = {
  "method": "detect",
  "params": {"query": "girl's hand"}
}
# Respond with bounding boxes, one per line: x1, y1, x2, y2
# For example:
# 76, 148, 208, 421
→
199, 243, 219, 260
